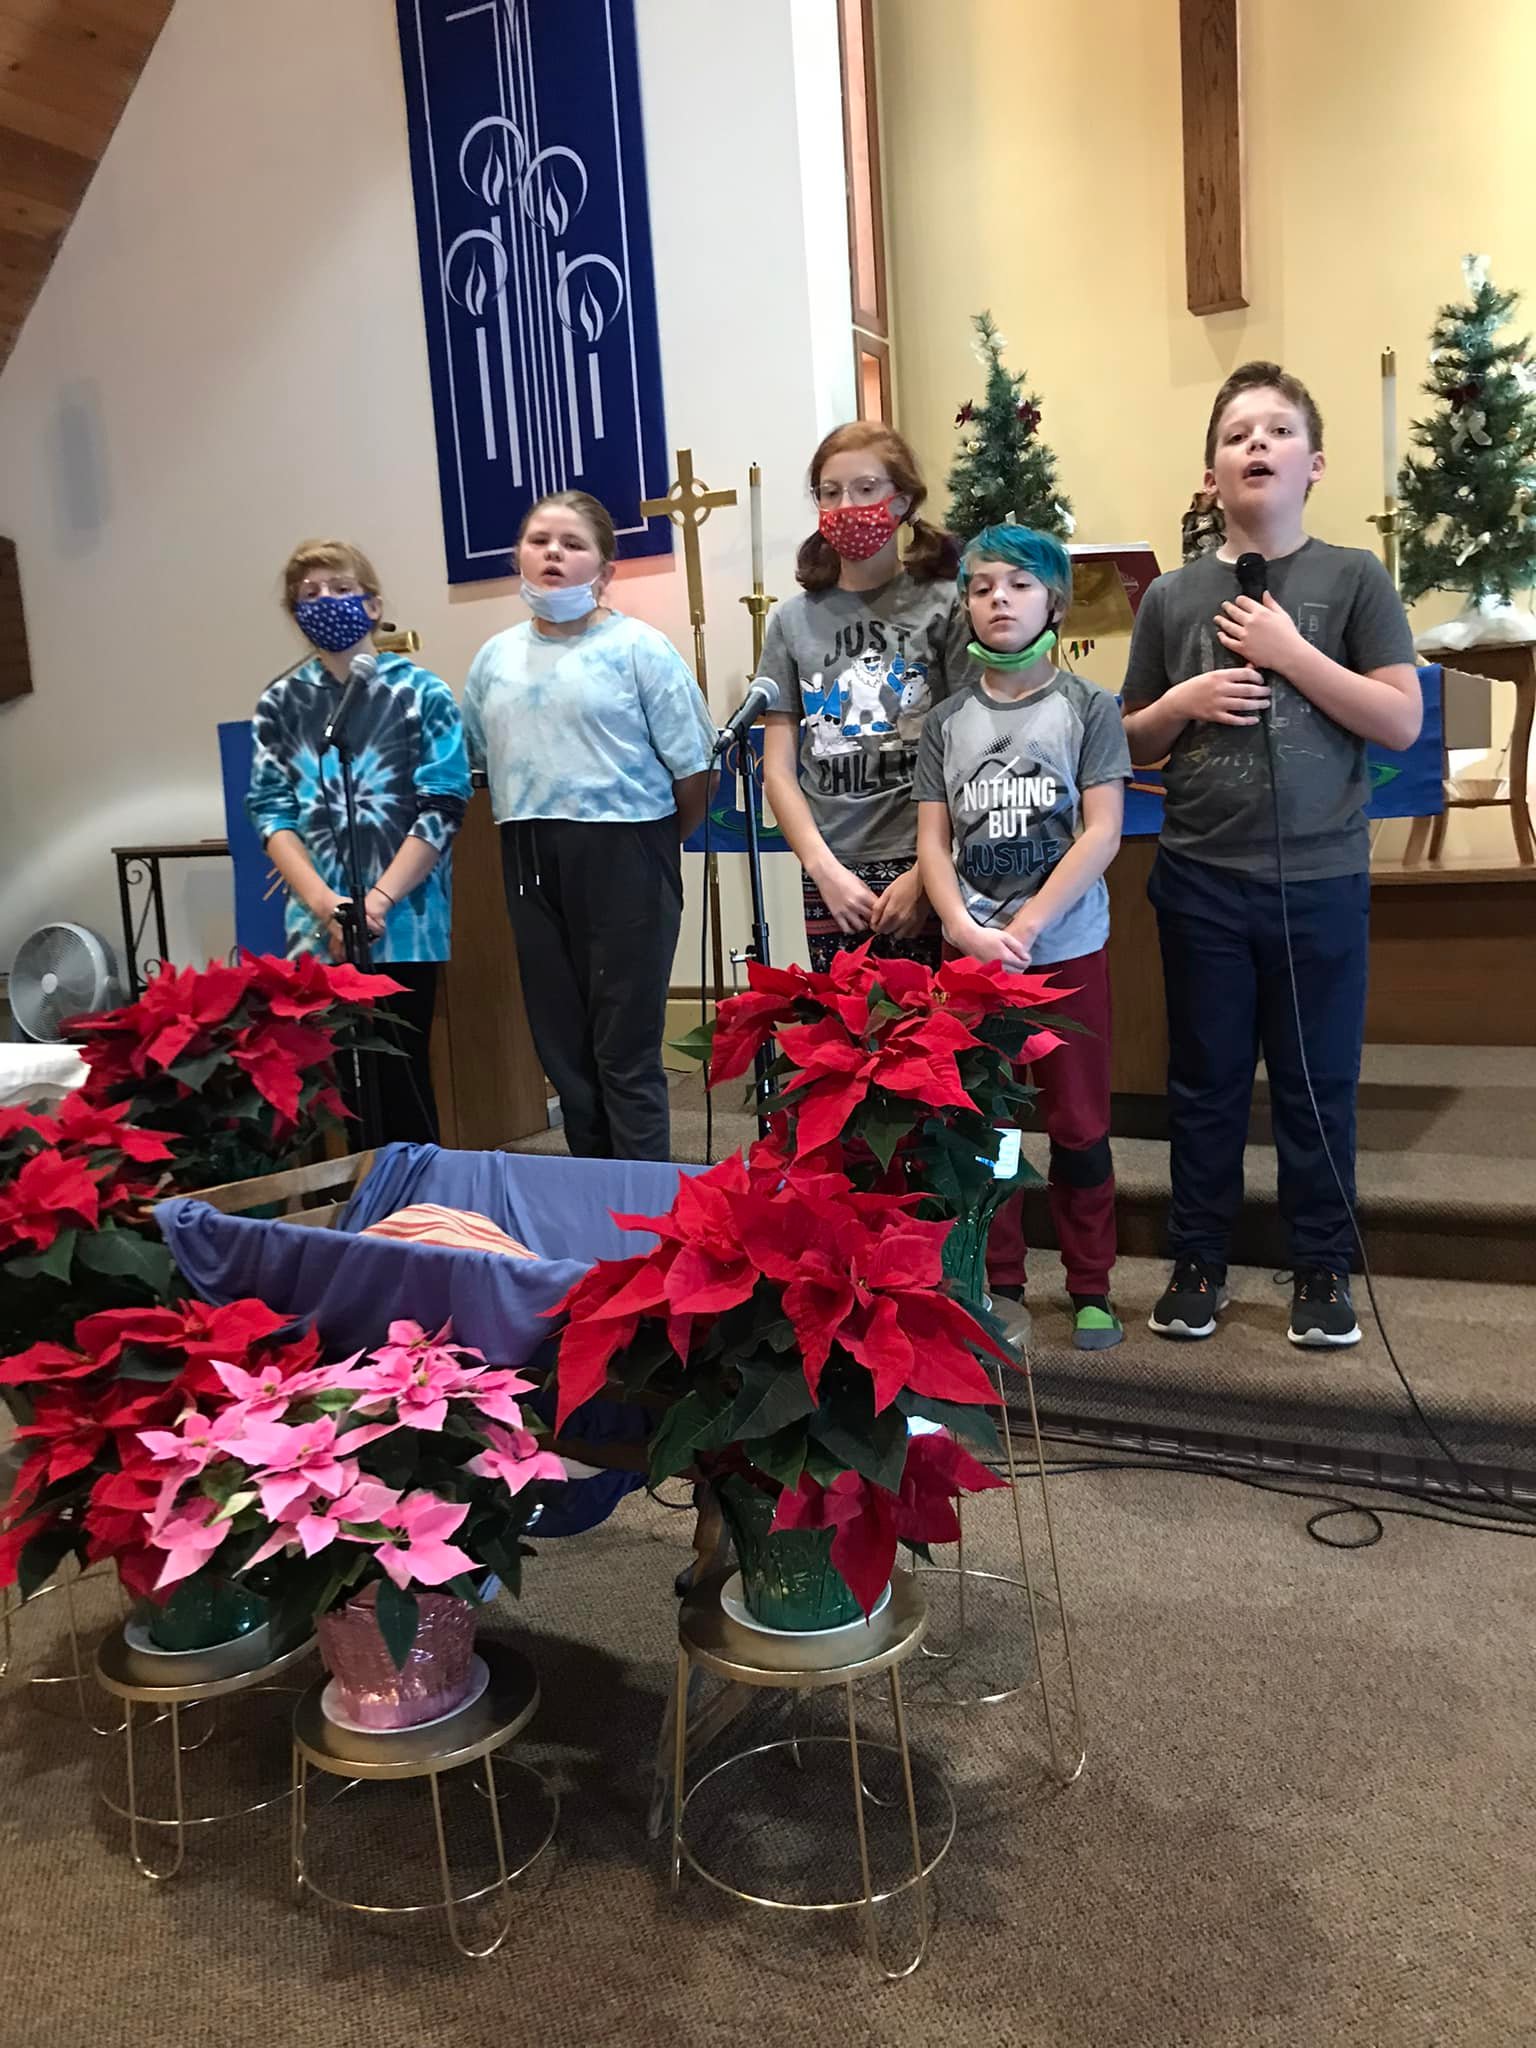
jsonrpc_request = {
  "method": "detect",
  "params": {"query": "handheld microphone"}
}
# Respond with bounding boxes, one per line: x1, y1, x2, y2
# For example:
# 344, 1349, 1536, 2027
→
1234, 550, 1267, 604
714, 677, 781, 755
321, 650, 378, 753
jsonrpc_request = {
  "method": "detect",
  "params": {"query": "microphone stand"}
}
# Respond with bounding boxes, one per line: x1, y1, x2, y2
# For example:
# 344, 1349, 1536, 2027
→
726, 726, 776, 1135
330, 723, 385, 1154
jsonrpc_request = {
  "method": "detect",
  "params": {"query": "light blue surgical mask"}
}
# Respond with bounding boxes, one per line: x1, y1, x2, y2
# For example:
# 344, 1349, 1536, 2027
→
521, 577, 599, 624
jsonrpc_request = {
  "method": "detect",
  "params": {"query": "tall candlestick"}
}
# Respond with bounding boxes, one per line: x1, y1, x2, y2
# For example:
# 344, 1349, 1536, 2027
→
1381, 347, 1398, 501
749, 461, 764, 591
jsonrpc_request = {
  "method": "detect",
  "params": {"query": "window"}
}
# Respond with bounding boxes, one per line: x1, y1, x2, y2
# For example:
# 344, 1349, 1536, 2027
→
838, 0, 888, 421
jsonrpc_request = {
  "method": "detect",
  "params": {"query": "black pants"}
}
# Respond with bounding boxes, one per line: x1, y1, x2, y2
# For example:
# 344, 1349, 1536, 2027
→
500, 816, 681, 1161
349, 960, 440, 1147
1149, 847, 1368, 1276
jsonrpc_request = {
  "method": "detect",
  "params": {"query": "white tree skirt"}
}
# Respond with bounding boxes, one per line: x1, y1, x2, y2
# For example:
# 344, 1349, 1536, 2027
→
0, 1042, 88, 1108
1415, 598, 1536, 653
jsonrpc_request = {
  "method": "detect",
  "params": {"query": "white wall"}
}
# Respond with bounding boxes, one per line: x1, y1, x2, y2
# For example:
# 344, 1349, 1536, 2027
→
0, 0, 854, 979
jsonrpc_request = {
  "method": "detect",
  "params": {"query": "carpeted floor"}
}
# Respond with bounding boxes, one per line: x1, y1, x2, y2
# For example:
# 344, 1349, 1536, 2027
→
4, 1474, 1534, 2048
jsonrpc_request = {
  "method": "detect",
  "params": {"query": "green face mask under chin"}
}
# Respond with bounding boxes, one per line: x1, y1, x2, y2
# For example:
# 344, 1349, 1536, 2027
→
967, 624, 1059, 670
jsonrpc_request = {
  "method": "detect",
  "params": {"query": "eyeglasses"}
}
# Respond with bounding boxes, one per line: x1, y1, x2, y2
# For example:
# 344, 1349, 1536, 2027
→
296, 577, 364, 601
812, 474, 894, 509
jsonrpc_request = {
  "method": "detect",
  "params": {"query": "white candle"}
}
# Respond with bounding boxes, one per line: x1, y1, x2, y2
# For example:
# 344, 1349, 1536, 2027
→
1381, 348, 1398, 501
749, 462, 764, 590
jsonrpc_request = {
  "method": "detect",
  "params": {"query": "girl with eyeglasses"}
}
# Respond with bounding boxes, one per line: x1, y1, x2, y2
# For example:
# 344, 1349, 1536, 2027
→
759, 423, 968, 971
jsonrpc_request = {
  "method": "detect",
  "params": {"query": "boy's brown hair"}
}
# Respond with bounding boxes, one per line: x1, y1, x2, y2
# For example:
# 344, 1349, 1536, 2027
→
281, 539, 382, 614
1203, 361, 1325, 469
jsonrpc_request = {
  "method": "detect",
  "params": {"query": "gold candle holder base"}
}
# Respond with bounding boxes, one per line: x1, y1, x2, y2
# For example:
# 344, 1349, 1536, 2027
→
1368, 500, 1401, 591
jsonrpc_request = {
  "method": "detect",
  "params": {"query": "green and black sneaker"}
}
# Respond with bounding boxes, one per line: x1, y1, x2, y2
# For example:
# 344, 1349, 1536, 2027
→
1071, 1293, 1123, 1352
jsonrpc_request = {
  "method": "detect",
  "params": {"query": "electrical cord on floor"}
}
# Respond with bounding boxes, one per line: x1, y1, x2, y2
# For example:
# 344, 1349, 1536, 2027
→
995, 1430, 1536, 1549
1258, 708, 1536, 1528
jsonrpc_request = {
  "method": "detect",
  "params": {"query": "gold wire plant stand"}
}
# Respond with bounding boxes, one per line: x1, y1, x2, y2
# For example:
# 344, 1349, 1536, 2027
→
670, 1568, 955, 1980
2, 1561, 131, 1735
904, 1203, 1088, 1785
289, 1640, 558, 1961
94, 1624, 318, 1881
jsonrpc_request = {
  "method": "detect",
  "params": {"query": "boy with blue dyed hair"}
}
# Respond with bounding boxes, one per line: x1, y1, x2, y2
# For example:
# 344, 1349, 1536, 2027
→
916, 524, 1131, 1350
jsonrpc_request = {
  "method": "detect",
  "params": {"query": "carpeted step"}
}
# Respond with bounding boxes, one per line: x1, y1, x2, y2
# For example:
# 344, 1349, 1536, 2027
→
1017, 1134, 1532, 1287
1021, 1255, 1536, 1477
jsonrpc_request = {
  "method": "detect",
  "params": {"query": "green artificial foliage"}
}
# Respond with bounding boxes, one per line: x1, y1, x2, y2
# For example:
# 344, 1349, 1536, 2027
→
1398, 255, 1536, 607
946, 310, 1073, 547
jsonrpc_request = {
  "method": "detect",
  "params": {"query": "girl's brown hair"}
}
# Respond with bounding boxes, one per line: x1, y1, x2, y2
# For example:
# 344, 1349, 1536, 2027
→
795, 422, 959, 592
516, 490, 617, 564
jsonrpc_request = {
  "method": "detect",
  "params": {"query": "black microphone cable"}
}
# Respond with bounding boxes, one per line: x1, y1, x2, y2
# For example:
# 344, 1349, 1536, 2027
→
1235, 551, 1535, 1524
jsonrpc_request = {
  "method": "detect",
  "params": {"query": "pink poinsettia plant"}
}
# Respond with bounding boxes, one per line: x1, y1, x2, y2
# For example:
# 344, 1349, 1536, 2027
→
551, 1151, 1010, 1616
134, 1318, 566, 1664
72, 950, 405, 1191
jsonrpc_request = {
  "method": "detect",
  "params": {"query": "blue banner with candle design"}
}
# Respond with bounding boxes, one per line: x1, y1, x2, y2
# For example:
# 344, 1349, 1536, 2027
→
395, 0, 672, 584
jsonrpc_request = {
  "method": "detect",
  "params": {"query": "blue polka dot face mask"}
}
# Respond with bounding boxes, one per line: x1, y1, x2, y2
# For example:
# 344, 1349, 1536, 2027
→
294, 592, 376, 652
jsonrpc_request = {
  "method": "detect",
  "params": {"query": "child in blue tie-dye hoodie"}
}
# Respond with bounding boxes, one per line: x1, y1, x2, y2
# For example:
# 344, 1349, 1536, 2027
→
247, 538, 470, 1142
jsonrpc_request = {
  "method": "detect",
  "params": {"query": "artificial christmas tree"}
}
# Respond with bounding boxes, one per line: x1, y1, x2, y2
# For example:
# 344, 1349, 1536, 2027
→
1398, 254, 1536, 650
947, 311, 1073, 547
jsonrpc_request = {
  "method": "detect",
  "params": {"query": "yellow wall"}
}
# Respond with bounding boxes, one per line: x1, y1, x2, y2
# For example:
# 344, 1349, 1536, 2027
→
877, 0, 1536, 854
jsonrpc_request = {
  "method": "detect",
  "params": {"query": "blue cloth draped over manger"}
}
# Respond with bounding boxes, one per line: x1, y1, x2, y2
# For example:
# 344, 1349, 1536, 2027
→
155, 1147, 703, 1538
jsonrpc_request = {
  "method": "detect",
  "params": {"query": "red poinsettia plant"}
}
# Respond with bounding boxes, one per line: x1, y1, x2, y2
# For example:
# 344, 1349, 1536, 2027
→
0, 1097, 180, 1377
551, 1150, 1011, 1614
676, 945, 1072, 1207
0, 1296, 319, 1602
73, 951, 404, 1191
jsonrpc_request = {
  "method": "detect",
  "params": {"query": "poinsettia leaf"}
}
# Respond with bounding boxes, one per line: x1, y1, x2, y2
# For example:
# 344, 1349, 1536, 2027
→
895, 1391, 1002, 1456
116, 1349, 183, 1383
668, 1021, 715, 1063
165, 1050, 227, 1091
809, 1383, 908, 1494
727, 1359, 817, 1442
803, 1442, 846, 1488
374, 1577, 420, 1670
647, 1388, 732, 1485
618, 1324, 683, 1392
25, 1230, 79, 1285
75, 1226, 173, 1294
860, 1108, 914, 1171
200, 1462, 251, 1506
17, 1521, 81, 1601
746, 1420, 810, 1492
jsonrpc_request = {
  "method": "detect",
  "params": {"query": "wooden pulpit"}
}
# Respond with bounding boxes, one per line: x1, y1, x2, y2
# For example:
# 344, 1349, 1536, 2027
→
429, 791, 548, 1149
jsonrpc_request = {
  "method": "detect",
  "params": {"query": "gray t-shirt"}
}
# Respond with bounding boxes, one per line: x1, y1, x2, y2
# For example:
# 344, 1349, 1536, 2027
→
758, 573, 973, 863
1122, 539, 1417, 879
914, 670, 1131, 965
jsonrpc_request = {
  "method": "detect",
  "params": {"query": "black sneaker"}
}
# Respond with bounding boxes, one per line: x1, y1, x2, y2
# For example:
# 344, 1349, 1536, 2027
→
1148, 1257, 1229, 1340
1288, 1269, 1361, 1348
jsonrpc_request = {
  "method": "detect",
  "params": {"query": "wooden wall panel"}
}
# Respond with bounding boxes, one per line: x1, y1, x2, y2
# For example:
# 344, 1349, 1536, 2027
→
1179, 0, 1247, 315
0, 536, 33, 704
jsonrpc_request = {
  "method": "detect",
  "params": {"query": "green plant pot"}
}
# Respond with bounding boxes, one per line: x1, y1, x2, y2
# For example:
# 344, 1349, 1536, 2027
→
145, 1575, 269, 1652
716, 1477, 864, 1632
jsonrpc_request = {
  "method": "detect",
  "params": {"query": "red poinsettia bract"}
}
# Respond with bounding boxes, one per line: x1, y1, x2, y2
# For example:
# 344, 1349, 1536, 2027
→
0, 1296, 318, 1597
772, 1430, 1008, 1616
550, 1153, 1010, 1431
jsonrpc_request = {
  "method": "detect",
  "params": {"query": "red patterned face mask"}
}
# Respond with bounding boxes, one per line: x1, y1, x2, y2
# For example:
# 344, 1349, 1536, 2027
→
818, 496, 901, 561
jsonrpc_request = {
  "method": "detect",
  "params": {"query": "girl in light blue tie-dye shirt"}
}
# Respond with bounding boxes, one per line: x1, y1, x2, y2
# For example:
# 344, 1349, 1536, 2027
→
463, 491, 716, 1162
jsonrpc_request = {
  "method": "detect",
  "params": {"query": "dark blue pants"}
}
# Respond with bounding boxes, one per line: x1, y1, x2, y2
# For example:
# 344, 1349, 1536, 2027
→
1148, 848, 1368, 1276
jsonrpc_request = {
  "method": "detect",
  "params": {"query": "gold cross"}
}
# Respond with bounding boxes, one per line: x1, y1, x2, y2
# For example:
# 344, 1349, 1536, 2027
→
642, 448, 737, 691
